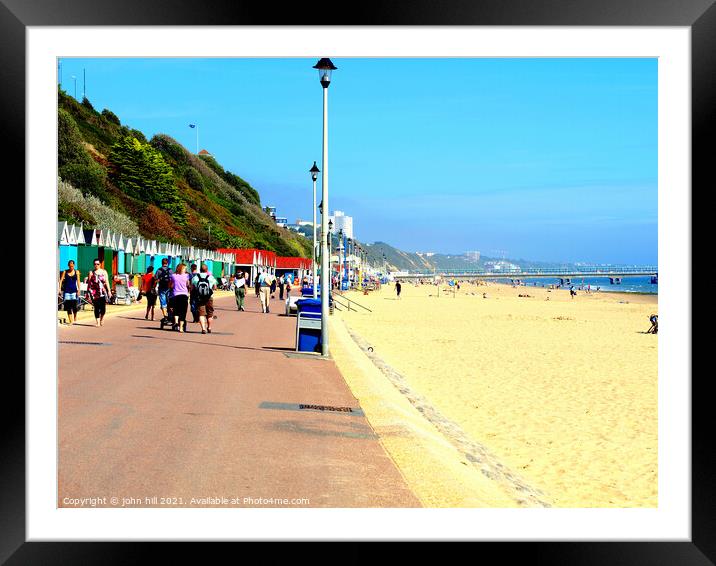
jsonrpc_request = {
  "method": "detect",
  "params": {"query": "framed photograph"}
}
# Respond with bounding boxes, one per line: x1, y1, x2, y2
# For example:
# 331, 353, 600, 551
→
8, 0, 708, 562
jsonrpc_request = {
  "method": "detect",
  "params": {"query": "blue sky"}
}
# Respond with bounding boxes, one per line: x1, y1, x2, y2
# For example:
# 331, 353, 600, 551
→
58, 58, 657, 264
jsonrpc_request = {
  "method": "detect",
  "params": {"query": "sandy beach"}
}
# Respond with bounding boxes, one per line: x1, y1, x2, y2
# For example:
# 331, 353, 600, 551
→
331, 281, 658, 508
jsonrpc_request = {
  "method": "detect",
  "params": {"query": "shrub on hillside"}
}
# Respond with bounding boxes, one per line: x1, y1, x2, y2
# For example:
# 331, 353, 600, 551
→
137, 204, 184, 242
58, 200, 96, 226
184, 166, 205, 192
130, 129, 147, 143
81, 97, 95, 111
58, 178, 139, 236
58, 109, 92, 168
199, 155, 260, 206
101, 108, 120, 125
59, 161, 107, 198
150, 134, 190, 167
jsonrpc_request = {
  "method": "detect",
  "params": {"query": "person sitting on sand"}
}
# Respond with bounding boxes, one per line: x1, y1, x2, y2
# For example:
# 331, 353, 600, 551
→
647, 314, 658, 334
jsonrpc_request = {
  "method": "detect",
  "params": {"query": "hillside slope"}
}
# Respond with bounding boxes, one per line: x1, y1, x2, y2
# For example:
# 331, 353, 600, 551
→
57, 89, 311, 257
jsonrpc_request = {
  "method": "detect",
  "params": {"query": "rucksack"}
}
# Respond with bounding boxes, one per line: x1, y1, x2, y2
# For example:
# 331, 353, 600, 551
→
196, 273, 213, 300
156, 266, 172, 288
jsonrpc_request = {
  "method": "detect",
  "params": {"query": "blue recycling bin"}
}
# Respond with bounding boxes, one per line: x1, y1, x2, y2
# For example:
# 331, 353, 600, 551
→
296, 298, 322, 352
301, 286, 315, 297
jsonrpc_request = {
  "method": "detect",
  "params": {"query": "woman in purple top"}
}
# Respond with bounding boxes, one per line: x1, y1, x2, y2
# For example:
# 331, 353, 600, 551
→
169, 263, 192, 332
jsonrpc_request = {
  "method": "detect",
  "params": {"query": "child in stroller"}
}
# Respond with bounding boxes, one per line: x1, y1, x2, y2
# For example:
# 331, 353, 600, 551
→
159, 293, 188, 332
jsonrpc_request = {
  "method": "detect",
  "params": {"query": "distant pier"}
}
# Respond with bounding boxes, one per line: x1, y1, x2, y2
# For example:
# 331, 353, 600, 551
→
395, 267, 658, 281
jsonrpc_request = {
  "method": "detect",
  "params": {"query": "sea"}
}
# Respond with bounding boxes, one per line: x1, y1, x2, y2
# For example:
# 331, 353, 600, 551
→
493, 276, 658, 295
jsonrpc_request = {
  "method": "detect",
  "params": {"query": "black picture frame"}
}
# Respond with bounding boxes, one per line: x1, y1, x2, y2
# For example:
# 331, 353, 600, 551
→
5, 0, 708, 562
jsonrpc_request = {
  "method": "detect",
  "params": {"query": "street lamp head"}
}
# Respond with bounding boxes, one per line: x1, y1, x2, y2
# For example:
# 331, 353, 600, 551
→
328, 219, 333, 232
310, 161, 320, 181
313, 58, 337, 88
318, 200, 323, 214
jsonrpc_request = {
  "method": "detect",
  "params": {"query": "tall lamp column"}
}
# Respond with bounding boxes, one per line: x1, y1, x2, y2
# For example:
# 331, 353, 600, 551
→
314, 57, 337, 357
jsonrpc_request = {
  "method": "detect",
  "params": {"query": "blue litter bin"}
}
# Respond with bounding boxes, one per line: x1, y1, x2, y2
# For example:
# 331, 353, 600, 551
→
296, 298, 322, 352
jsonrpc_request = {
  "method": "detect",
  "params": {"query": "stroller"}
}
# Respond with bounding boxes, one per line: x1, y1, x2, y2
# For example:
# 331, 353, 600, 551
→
159, 294, 188, 332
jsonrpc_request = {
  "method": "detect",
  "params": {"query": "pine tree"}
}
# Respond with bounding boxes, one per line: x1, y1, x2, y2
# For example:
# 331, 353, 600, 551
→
109, 136, 186, 225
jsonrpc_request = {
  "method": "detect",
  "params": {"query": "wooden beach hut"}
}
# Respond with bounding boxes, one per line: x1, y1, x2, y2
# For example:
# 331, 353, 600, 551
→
79, 228, 101, 275
116, 234, 126, 274
135, 238, 147, 273
276, 256, 309, 283
218, 248, 260, 281
57, 222, 76, 270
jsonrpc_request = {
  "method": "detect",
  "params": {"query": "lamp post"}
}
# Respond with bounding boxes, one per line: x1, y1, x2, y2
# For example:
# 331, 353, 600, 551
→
71, 75, 77, 99
346, 237, 352, 287
337, 229, 344, 291
310, 161, 320, 298
314, 57, 337, 356
328, 219, 334, 287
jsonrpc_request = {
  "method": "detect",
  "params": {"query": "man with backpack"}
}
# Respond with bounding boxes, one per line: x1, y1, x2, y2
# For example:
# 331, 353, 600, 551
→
192, 263, 217, 334
155, 258, 173, 321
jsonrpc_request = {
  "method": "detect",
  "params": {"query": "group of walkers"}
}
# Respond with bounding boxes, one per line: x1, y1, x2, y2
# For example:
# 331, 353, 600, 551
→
248, 270, 292, 314
58, 258, 112, 327
59, 258, 296, 329
233, 269, 293, 313
140, 258, 217, 334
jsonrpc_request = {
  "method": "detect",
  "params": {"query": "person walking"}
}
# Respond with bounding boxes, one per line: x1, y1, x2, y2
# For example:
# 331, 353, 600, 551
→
234, 270, 247, 311
258, 270, 272, 314
278, 274, 286, 300
255, 271, 261, 298
189, 263, 200, 323
192, 264, 217, 334
58, 259, 81, 325
395, 280, 402, 300
141, 266, 158, 320
169, 263, 191, 332
155, 258, 173, 321
87, 258, 111, 327
270, 272, 277, 299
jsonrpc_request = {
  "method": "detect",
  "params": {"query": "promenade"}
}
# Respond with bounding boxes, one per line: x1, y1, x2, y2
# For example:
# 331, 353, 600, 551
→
58, 289, 420, 508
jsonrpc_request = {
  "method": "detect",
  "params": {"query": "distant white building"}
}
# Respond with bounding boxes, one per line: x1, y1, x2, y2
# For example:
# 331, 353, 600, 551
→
329, 210, 353, 239
417, 252, 436, 257
484, 260, 521, 272
466, 251, 481, 262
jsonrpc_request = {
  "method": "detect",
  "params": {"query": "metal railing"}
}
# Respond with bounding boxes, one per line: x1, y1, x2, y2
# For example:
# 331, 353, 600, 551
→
331, 293, 372, 313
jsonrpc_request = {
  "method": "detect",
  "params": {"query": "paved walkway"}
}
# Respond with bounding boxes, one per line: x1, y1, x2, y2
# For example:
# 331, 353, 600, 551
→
58, 288, 420, 508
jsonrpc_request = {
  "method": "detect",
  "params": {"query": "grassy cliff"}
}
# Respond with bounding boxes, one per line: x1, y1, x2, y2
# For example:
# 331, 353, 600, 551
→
57, 89, 311, 257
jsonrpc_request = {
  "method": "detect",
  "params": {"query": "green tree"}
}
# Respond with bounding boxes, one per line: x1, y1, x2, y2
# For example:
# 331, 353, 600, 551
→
58, 108, 91, 168
101, 108, 120, 125
109, 136, 186, 224
59, 161, 106, 198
